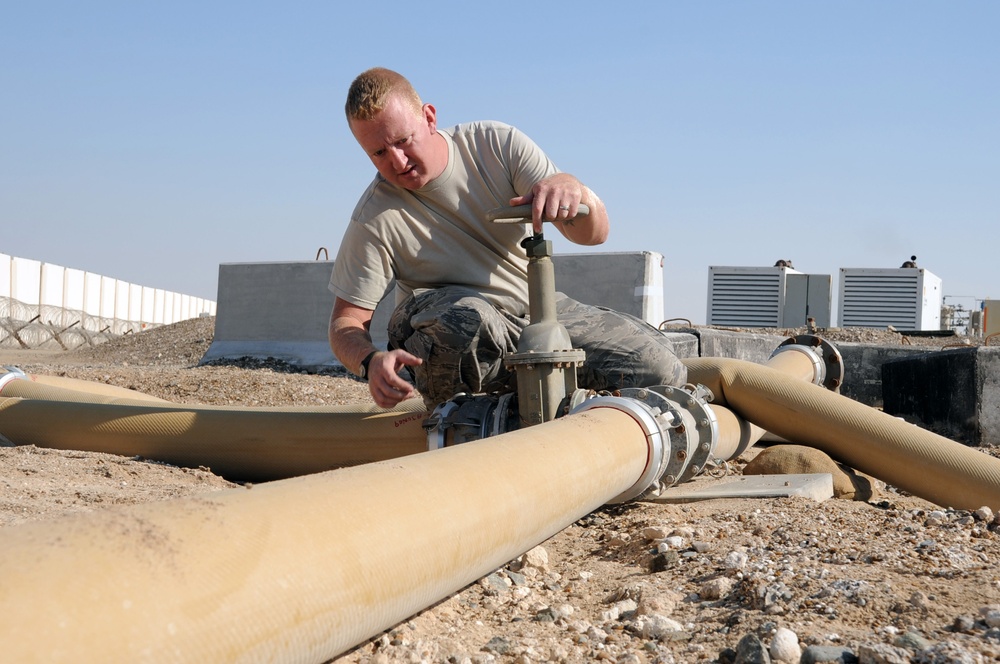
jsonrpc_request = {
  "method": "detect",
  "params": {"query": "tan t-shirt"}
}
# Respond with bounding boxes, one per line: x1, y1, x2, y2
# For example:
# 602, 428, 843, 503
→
329, 121, 559, 317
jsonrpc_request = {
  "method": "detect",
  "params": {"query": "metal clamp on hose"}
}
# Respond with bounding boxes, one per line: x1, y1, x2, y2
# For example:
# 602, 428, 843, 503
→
570, 395, 668, 504
0, 367, 27, 394
772, 334, 844, 391
423, 393, 520, 449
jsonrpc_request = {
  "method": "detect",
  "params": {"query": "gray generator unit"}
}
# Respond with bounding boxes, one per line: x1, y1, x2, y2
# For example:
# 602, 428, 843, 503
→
838, 267, 942, 330
707, 266, 832, 328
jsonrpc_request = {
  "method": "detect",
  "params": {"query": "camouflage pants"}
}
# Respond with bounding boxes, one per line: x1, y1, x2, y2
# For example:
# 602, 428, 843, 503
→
388, 285, 687, 408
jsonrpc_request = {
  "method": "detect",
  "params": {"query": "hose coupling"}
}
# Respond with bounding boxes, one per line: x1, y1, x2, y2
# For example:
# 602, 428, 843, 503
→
0, 367, 27, 394
771, 334, 844, 391
570, 395, 669, 503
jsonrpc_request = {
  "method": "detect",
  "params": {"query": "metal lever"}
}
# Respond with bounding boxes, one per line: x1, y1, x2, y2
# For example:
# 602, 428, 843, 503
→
486, 204, 591, 223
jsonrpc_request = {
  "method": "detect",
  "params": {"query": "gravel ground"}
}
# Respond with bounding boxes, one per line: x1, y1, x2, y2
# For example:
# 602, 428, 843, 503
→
2, 318, 1000, 663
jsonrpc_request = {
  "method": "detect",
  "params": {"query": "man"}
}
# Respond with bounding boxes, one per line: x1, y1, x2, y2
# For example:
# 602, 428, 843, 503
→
329, 67, 685, 409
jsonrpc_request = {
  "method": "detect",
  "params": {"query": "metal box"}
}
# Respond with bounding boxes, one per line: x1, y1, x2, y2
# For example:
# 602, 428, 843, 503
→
984, 300, 1000, 337
707, 266, 831, 328
838, 267, 942, 330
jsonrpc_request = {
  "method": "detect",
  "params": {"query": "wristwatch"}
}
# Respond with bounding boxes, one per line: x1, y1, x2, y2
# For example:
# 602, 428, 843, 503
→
358, 350, 377, 381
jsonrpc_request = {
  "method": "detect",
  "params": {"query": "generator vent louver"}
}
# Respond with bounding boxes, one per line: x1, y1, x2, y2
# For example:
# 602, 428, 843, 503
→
838, 268, 941, 330
706, 266, 831, 328
708, 270, 783, 327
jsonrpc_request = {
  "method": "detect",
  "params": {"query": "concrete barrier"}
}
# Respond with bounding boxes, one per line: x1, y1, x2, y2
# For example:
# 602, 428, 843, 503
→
836, 343, 933, 408
882, 347, 1000, 447
200, 261, 343, 368
202, 253, 678, 370
668, 328, 791, 364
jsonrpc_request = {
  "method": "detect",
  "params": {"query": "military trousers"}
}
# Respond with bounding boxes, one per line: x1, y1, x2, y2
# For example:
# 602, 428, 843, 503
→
387, 285, 687, 409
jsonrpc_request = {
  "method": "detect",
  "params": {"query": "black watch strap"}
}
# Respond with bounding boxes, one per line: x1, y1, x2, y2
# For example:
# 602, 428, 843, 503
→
359, 350, 377, 381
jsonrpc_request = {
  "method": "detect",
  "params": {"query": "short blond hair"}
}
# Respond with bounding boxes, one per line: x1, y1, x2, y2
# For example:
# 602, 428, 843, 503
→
345, 67, 423, 121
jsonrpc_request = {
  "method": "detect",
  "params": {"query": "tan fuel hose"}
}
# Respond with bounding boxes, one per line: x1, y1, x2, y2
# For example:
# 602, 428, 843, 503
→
22, 372, 172, 402
684, 357, 1000, 510
0, 373, 430, 480
702, 342, 826, 462
0, 406, 651, 663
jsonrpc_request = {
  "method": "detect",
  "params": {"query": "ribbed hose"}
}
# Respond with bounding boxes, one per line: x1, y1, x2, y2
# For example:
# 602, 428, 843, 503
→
0, 376, 429, 480
685, 357, 1000, 510
0, 407, 650, 663
23, 373, 172, 402
695, 343, 825, 463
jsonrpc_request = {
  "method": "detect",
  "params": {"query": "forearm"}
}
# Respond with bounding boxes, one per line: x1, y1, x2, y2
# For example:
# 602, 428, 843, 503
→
328, 309, 377, 375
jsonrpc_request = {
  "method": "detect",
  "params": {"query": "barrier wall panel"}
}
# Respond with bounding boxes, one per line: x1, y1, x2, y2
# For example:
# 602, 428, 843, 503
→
64, 268, 86, 312
84, 272, 102, 317
3, 252, 216, 350
12, 257, 41, 305
127, 284, 142, 323
1, 253, 12, 298
164, 291, 176, 324
40, 264, 66, 307
153, 289, 166, 325
141, 286, 155, 325
115, 281, 130, 320
100, 277, 117, 319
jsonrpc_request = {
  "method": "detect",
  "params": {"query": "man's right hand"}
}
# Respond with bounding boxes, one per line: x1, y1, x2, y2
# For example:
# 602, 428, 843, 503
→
366, 349, 423, 408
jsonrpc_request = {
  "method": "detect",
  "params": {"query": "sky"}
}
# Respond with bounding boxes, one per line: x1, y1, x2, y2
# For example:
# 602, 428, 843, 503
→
3, 1, 998, 325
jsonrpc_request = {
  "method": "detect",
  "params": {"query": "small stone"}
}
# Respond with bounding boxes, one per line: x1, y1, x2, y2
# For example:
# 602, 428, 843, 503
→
769, 627, 801, 663
893, 630, 930, 651
734, 633, 770, 663
724, 550, 749, 571
635, 592, 679, 616
534, 607, 557, 623
911, 641, 981, 663
649, 550, 679, 573
516, 546, 549, 572
952, 615, 976, 633
981, 606, 1000, 628
482, 636, 510, 655
636, 614, 684, 640
700, 577, 734, 601
642, 526, 669, 540
612, 598, 638, 619
856, 642, 910, 664
800, 644, 858, 663
506, 570, 527, 587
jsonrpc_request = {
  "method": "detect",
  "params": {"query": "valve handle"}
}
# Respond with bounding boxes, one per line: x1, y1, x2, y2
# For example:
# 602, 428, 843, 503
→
486, 203, 591, 223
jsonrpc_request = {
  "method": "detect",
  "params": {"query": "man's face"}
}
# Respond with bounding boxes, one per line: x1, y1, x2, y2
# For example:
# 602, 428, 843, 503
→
349, 94, 446, 190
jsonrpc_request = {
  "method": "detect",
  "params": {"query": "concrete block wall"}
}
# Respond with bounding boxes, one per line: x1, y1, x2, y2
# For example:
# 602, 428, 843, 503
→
201, 252, 676, 370
1, 252, 216, 350
202, 261, 340, 368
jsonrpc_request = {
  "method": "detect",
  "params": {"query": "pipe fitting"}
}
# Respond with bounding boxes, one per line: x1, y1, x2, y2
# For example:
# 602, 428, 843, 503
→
423, 393, 519, 448
614, 385, 721, 487
771, 334, 844, 391
0, 367, 27, 394
570, 395, 669, 503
